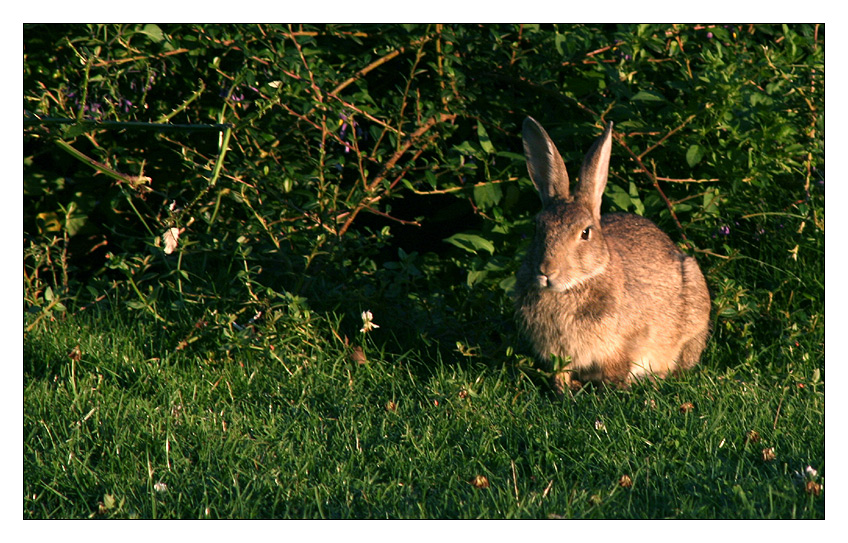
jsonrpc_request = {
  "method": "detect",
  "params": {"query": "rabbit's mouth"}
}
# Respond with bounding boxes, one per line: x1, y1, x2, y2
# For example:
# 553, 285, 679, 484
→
537, 265, 605, 292
536, 274, 580, 293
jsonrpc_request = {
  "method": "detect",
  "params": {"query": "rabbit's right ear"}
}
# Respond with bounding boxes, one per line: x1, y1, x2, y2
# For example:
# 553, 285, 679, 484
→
522, 117, 571, 206
575, 123, 614, 223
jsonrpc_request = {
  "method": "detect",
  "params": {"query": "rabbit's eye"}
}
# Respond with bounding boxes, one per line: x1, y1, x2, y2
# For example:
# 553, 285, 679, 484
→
580, 227, 591, 240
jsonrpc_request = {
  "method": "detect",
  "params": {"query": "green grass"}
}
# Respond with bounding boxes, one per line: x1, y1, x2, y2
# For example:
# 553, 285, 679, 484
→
24, 306, 824, 519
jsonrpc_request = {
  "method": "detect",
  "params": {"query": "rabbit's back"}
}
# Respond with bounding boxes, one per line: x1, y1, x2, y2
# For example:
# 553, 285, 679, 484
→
603, 213, 692, 305
602, 213, 709, 343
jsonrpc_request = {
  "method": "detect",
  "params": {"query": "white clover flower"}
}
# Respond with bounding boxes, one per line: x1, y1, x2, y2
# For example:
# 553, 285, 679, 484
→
162, 227, 181, 254
360, 310, 380, 333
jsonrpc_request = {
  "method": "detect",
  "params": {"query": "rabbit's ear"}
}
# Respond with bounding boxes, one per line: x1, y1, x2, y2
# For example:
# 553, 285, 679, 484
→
575, 122, 614, 221
522, 117, 571, 206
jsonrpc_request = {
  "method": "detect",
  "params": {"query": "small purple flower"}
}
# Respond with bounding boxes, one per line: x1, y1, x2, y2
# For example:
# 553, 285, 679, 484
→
707, 32, 713, 39
83, 102, 104, 119
339, 113, 352, 138
219, 85, 245, 102
718, 225, 730, 236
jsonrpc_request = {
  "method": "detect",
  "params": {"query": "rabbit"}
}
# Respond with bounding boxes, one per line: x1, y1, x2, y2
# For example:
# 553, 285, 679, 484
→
515, 117, 710, 393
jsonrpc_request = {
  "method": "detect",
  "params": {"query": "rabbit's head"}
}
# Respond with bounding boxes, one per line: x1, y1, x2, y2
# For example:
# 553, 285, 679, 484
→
522, 117, 615, 293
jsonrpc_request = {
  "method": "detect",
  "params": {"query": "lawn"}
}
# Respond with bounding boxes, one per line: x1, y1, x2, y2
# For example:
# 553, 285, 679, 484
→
23, 303, 824, 519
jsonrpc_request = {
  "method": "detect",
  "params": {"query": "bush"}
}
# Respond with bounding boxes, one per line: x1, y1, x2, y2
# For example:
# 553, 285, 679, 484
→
25, 24, 823, 352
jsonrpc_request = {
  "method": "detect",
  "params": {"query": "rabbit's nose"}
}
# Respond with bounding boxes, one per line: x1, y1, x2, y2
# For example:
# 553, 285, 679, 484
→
539, 260, 558, 279
537, 261, 559, 289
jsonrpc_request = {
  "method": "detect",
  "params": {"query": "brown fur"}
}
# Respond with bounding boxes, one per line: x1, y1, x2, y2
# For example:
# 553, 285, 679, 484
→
515, 118, 711, 394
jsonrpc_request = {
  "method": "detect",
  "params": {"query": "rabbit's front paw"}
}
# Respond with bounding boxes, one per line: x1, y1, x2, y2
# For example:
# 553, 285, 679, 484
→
552, 371, 582, 396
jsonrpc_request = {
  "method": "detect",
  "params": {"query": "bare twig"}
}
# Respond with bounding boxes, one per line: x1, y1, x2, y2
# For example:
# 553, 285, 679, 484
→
612, 131, 689, 245
409, 177, 518, 196
655, 176, 718, 184
329, 35, 431, 98
336, 112, 457, 237
638, 112, 701, 160
359, 207, 421, 227
54, 139, 151, 189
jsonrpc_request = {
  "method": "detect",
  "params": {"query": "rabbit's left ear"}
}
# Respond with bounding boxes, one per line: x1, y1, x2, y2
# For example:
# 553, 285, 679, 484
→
522, 117, 571, 206
575, 122, 614, 222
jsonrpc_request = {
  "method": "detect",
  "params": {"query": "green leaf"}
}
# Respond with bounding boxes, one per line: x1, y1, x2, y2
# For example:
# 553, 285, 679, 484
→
703, 188, 721, 216
424, 169, 438, 189
466, 269, 488, 288
452, 141, 478, 156
750, 92, 774, 107
554, 33, 566, 56
65, 213, 88, 237
607, 182, 645, 215
631, 90, 667, 102
444, 233, 495, 255
686, 145, 704, 168
477, 122, 495, 154
499, 275, 516, 294
473, 182, 503, 211
495, 151, 526, 162
61, 123, 92, 139
607, 183, 632, 212
140, 24, 166, 43
628, 181, 645, 216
